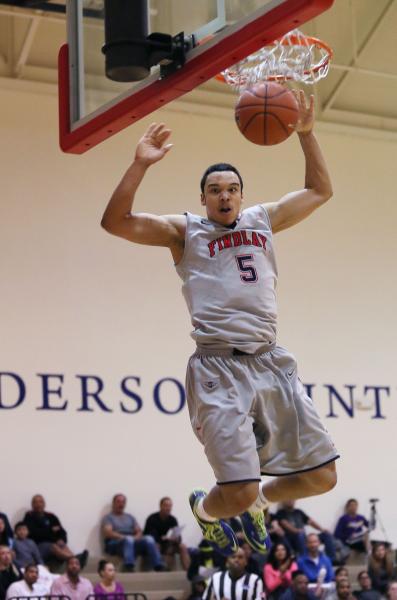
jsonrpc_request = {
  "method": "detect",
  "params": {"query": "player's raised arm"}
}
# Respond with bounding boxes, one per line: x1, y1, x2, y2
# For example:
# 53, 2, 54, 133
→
265, 91, 333, 233
101, 123, 185, 257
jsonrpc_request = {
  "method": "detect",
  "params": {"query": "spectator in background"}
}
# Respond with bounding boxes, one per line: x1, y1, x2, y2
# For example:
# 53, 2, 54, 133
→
240, 540, 263, 577
334, 500, 370, 555
5, 563, 48, 600
266, 512, 291, 549
12, 522, 42, 569
387, 582, 397, 600
0, 546, 22, 600
50, 555, 93, 600
367, 543, 395, 595
187, 539, 225, 581
0, 517, 12, 545
336, 579, 354, 600
279, 571, 318, 600
276, 501, 336, 562
93, 560, 124, 599
203, 548, 263, 600
0, 522, 11, 550
144, 497, 190, 570
326, 567, 351, 600
297, 534, 334, 585
264, 542, 298, 600
353, 571, 381, 600
23, 494, 88, 568
102, 493, 165, 572
186, 575, 206, 600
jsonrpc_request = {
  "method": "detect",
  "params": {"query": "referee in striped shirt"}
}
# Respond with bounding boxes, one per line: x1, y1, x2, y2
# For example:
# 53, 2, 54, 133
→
203, 547, 263, 600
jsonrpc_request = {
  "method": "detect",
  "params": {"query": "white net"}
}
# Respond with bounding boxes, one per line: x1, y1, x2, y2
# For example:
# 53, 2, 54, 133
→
220, 29, 331, 90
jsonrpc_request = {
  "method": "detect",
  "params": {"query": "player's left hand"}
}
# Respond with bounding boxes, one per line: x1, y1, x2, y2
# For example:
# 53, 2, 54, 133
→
292, 89, 314, 135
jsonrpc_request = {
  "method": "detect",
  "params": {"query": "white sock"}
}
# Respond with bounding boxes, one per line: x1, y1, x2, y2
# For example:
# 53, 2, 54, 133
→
248, 482, 270, 513
196, 498, 217, 522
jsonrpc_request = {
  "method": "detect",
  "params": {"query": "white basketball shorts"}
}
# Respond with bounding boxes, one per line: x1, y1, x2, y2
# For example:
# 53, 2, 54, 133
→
185, 345, 339, 484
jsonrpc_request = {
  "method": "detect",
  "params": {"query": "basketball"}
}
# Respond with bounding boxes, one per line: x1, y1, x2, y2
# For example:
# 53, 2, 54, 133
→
235, 82, 299, 146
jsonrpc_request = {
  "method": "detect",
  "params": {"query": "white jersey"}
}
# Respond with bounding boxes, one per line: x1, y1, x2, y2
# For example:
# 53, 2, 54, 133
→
175, 204, 278, 353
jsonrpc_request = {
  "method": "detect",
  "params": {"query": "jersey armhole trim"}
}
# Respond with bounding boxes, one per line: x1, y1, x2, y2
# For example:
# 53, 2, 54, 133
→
174, 211, 190, 269
259, 204, 273, 233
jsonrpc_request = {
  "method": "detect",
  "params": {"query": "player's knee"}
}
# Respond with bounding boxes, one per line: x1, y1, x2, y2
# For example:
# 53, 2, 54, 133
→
302, 462, 337, 494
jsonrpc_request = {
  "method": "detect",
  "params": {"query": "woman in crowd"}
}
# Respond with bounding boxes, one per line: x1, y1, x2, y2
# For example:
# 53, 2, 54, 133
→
264, 543, 298, 600
0, 519, 12, 548
334, 500, 370, 554
93, 560, 125, 599
367, 543, 395, 595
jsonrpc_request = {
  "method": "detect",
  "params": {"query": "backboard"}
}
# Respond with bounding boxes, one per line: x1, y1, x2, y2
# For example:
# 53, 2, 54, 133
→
59, 0, 334, 154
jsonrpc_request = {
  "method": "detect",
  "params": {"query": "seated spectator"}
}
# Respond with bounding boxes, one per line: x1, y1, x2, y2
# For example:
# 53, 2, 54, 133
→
93, 560, 124, 599
264, 542, 298, 600
186, 575, 206, 600
279, 571, 318, 600
387, 582, 397, 600
0, 546, 22, 600
102, 493, 165, 572
367, 543, 395, 595
0, 522, 11, 551
266, 512, 291, 549
187, 539, 225, 581
297, 534, 334, 585
5, 563, 48, 600
240, 540, 264, 577
353, 571, 382, 600
334, 500, 370, 555
276, 501, 337, 562
144, 497, 190, 570
50, 555, 93, 600
0, 517, 12, 545
336, 579, 354, 600
12, 522, 43, 569
326, 567, 350, 600
23, 494, 88, 568
203, 548, 263, 600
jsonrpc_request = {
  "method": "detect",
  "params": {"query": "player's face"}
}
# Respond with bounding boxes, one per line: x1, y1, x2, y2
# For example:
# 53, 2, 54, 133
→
201, 172, 243, 226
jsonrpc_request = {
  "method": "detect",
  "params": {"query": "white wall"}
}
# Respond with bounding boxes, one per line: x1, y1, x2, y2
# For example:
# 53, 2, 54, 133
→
1, 84, 396, 556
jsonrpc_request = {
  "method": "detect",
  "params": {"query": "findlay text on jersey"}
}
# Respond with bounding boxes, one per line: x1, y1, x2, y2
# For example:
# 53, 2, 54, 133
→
207, 230, 267, 258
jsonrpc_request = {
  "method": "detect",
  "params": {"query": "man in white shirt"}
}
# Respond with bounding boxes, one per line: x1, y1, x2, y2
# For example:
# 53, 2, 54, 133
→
6, 564, 48, 600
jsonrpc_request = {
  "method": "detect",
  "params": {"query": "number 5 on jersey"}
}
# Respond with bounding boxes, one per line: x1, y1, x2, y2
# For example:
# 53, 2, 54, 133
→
236, 254, 258, 283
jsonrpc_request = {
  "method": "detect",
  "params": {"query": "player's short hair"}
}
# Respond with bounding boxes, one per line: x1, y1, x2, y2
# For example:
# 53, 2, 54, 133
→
14, 522, 26, 531
200, 163, 244, 193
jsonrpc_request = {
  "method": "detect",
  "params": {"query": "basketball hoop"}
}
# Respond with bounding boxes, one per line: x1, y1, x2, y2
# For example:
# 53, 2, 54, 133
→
216, 29, 333, 90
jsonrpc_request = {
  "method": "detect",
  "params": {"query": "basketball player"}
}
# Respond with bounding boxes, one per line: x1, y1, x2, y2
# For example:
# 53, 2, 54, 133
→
101, 91, 339, 557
